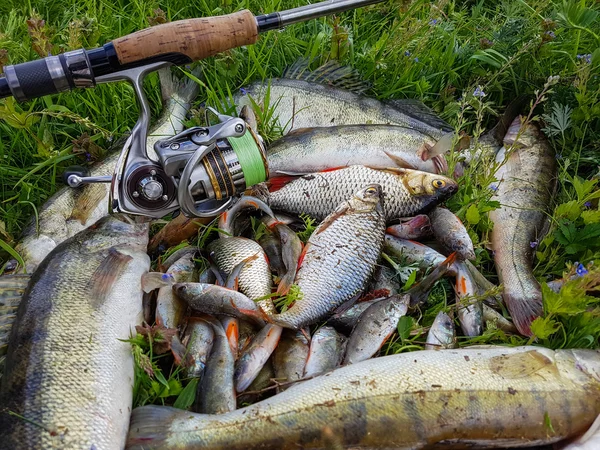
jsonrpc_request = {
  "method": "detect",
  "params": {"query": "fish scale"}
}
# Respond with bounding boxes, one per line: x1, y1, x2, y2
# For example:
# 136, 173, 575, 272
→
127, 346, 600, 449
257, 165, 457, 222
208, 237, 274, 314
271, 185, 386, 329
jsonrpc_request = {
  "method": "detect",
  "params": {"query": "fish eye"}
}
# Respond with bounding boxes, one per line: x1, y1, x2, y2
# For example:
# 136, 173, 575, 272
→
433, 179, 446, 189
365, 187, 378, 195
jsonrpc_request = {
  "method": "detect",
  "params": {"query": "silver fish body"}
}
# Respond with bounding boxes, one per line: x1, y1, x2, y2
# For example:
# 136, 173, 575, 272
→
273, 329, 309, 388
429, 207, 475, 261
156, 253, 196, 329
257, 165, 457, 222
0, 215, 149, 449
425, 311, 456, 349
234, 324, 282, 393
271, 184, 386, 329
343, 295, 409, 365
383, 235, 457, 274
489, 118, 557, 336
326, 299, 382, 333
266, 125, 444, 175
385, 214, 432, 240
455, 261, 484, 337
182, 317, 214, 380
303, 326, 346, 378
127, 346, 600, 449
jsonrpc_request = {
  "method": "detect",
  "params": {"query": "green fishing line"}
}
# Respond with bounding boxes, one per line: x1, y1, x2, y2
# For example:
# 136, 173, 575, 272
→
229, 131, 266, 188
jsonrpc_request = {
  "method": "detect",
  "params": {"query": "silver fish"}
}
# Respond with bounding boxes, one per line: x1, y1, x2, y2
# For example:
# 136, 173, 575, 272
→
385, 214, 432, 241
272, 329, 309, 389
303, 326, 346, 378
425, 311, 456, 349
234, 324, 282, 393
182, 316, 214, 380
429, 206, 475, 261
455, 261, 484, 337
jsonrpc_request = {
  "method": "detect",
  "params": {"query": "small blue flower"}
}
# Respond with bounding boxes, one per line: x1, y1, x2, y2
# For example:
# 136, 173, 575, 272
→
429, 19, 438, 26
577, 54, 592, 64
530, 240, 538, 248
404, 50, 411, 57
545, 31, 556, 38
489, 184, 498, 192
85, 152, 92, 161
556, 153, 563, 160
414, 57, 419, 62
240, 87, 248, 95
161, 273, 174, 281
584, 201, 592, 208
576, 263, 588, 277
473, 86, 486, 98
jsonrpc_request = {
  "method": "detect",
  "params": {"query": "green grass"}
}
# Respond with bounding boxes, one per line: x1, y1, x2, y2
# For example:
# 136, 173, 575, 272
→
1, 0, 600, 405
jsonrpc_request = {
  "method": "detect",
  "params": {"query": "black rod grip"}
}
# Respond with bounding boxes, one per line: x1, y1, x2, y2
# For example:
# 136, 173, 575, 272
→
0, 77, 10, 99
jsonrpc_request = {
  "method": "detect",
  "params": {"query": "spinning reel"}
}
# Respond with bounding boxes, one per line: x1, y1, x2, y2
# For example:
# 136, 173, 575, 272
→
63, 62, 268, 218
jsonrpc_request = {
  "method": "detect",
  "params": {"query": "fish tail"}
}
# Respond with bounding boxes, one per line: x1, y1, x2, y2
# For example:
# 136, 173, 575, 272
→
276, 272, 294, 296
126, 405, 182, 449
504, 290, 543, 337
158, 66, 202, 104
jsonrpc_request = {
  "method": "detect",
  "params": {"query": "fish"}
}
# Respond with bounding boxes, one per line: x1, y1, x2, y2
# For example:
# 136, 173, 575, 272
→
0, 274, 31, 380
154, 253, 196, 329
181, 316, 214, 381
0, 215, 149, 449
343, 294, 409, 365
272, 329, 310, 389
455, 261, 484, 337
15, 68, 200, 274
173, 283, 265, 326
258, 231, 285, 276
270, 184, 386, 329
562, 414, 600, 450
429, 206, 476, 261
158, 246, 198, 272
218, 195, 274, 238
385, 214, 432, 240
254, 165, 457, 222
303, 326, 346, 378
238, 359, 275, 405
383, 235, 458, 275
266, 125, 448, 175
271, 223, 303, 295
198, 317, 236, 415
482, 304, 518, 334
234, 60, 453, 139
368, 265, 400, 296
326, 298, 383, 333
425, 311, 456, 349
489, 117, 557, 336
234, 324, 283, 393
208, 237, 274, 314
127, 346, 600, 449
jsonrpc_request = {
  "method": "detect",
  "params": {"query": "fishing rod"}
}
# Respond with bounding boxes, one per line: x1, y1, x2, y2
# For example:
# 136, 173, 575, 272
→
0, 0, 385, 220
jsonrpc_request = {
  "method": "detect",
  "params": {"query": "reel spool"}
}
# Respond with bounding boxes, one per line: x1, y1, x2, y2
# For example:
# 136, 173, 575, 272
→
63, 62, 269, 219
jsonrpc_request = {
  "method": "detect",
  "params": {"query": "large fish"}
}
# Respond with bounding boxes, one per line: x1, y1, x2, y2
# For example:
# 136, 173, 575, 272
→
234, 60, 452, 139
489, 117, 557, 336
14, 68, 200, 274
127, 346, 600, 449
0, 215, 149, 449
266, 125, 447, 175
271, 184, 386, 329
254, 165, 457, 222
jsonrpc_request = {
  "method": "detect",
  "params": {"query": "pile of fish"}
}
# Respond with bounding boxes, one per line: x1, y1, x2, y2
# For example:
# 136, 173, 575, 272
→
0, 62, 598, 450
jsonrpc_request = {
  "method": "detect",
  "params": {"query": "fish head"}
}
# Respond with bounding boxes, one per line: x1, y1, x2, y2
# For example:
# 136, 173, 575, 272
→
402, 170, 458, 200
350, 184, 384, 211
173, 282, 191, 299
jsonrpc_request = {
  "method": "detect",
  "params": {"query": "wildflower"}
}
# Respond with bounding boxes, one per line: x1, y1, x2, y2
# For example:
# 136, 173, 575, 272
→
414, 57, 419, 62
429, 19, 438, 26
541, 18, 557, 30
473, 86, 486, 98
545, 31, 556, 39
584, 201, 592, 208
575, 263, 588, 277
239, 87, 248, 95
530, 240, 538, 248
489, 184, 499, 192
577, 54, 592, 64
479, 38, 493, 49
545, 75, 560, 88
85, 152, 92, 162
556, 153, 563, 160
404, 50, 411, 57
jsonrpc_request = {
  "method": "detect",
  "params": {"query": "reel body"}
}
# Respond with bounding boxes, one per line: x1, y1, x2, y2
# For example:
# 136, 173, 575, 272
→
64, 62, 268, 218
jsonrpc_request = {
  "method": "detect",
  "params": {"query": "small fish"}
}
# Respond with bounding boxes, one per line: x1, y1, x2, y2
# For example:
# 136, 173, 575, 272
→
254, 165, 458, 222
383, 235, 458, 275
271, 184, 386, 329
482, 304, 518, 334
425, 311, 456, 349
271, 223, 303, 295
489, 118, 557, 336
157, 246, 198, 273
304, 326, 346, 378
385, 215, 432, 240
173, 283, 265, 326
154, 253, 196, 329
218, 196, 274, 238
181, 317, 214, 381
343, 294, 409, 365
368, 265, 400, 296
127, 347, 600, 449
234, 324, 283, 393
455, 261, 484, 337
429, 207, 475, 261
198, 317, 236, 415
273, 329, 310, 389
258, 231, 285, 276
326, 298, 383, 333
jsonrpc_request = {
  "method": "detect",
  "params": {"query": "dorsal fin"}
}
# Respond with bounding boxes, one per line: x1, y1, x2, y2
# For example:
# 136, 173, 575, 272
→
282, 59, 370, 95
385, 99, 453, 133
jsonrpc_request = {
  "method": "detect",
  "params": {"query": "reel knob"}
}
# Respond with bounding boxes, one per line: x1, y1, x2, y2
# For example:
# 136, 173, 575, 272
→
126, 164, 176, 210
62, 166, 90, 187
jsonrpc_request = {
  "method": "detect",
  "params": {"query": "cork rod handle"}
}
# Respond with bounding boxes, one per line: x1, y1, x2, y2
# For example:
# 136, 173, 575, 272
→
112, 10, 258, 65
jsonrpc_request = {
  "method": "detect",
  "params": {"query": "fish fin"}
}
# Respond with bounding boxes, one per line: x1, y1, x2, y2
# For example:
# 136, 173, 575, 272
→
268, 176, 298, 192
408, 253, 457, 307
222, 317, 239, 358
141, 272, 175, 293
159, 66, 202, 104
384, 99, 453, 132
88, 248, 133, 305
489, 350, 556, 379
234, 301, 270, 326
170, 335, 193, 367
423, 131, 455, 160
225, 254, 259, 290
503, 291, 543, 337
286, 127, 314, 136
127, 406, 182, 448
432, 155, 448, 174
296, 243, 310, 269
69, 184, 108, 225
276, 272, 295, 296
283, 59, 370, 94
316, 204, 350, 235
382, 151, 417, 170
370, 166, 409, 176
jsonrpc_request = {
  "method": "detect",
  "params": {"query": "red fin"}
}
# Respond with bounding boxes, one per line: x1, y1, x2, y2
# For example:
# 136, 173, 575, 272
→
505, 293, 543, 337
268, 176, 296, 192
320, 166, 346, 173
89, 248, 133, 306
276, 272, 294, 296
171, 335, 193, 367
297, 243, 310, 268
